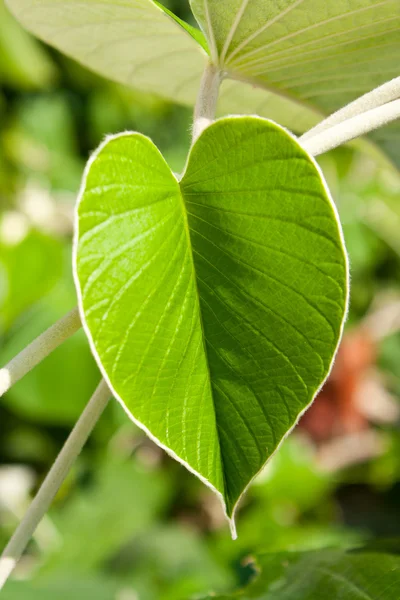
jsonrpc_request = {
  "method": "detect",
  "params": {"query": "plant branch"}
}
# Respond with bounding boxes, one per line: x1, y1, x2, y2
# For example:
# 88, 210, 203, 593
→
192, 62, 221, 143
301, 99, 400, 158
0, 307, 81, 397
302, 76, 400, 141
0, 379, 111, 589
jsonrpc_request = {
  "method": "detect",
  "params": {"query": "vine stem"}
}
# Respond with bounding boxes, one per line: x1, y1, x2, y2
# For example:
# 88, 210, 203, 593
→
0, 379, 111, 589
302, 99, 400, 157
0, 307, 81, 397
302, 76, 400, 141
192, 62, 221, 143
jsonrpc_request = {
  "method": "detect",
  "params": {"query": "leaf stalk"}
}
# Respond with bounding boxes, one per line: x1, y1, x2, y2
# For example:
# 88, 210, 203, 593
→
192, 62, 221, 142
0, 307, 81, 397
302, 76, 400, 141
302, 99, 400, 157
0, 379, 111, 589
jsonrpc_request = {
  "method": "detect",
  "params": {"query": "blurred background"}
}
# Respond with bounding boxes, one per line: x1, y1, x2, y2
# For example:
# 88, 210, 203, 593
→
0, 1, 400, 598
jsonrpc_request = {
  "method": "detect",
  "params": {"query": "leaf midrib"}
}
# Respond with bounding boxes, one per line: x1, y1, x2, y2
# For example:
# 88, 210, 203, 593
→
177, 179, 228, 503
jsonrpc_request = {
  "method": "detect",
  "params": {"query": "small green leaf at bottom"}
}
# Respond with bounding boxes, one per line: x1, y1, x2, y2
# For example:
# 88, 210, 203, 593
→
199, 547, 400, 599
74, 116, 348, 534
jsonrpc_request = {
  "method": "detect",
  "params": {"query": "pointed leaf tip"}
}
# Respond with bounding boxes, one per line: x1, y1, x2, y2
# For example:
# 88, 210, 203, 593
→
74, 117, 348, 528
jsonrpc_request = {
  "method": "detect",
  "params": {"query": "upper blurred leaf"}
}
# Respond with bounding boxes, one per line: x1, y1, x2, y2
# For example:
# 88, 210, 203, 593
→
5, 0, 400, 168
0, 0, 55, 89
5, 0, 208, 107
190, 0, 400, 168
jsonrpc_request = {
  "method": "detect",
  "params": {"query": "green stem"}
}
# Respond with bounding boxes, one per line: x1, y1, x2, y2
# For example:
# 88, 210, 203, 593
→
0, 379, 111, 589
0, 307, 81, 397
302, 99, 400, 157
302, 76, 400, 141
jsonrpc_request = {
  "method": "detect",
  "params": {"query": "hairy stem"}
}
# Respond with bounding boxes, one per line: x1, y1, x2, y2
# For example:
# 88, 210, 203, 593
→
0, 307, 81, 397
302, 76, 400, 141
192, 62, 221, 142
0, 379, 111, 589
302, 99, 400, 157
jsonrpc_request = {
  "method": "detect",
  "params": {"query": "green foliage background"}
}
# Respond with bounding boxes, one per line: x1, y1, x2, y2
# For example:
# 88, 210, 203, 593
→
0, 1, 400, 598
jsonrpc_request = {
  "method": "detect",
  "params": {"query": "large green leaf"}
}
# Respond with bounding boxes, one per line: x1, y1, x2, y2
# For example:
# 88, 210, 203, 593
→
200, 547, 400, 599
74, 116, 348, 532
4, 0, 208, 106
190, 0, 400, 167
5, 0, 400, 167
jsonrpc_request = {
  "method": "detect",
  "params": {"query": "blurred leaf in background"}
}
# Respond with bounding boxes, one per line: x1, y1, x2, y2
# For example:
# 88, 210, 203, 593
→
200, 545, 400, 599
0, 224, 63, 331
0, 0, 55, 90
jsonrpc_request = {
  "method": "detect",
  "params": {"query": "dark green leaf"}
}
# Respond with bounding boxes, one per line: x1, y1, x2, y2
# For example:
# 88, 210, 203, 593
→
200, 547, 400, 599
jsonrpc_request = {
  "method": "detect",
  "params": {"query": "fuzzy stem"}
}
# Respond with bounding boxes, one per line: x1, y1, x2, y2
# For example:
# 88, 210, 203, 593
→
302, 76, 400, 141
192, 62, 221, 143
302, 99, 400, 157
0, 307, 81, 397
0, 379, 111, 589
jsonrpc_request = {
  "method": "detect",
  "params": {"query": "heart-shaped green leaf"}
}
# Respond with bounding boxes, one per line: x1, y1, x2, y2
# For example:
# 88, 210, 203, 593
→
6, 0, 400, 168
74, 116, 348, 533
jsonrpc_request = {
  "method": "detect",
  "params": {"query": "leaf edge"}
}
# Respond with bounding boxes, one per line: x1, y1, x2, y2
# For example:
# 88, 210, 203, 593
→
73, 119, 350, 537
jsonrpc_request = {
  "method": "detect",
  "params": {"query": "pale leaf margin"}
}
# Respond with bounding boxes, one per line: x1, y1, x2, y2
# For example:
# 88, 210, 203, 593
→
72, 117, 350, 537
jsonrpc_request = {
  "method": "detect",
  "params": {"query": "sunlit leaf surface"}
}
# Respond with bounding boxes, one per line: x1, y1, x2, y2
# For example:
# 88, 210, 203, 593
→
74, 116, 348, 529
